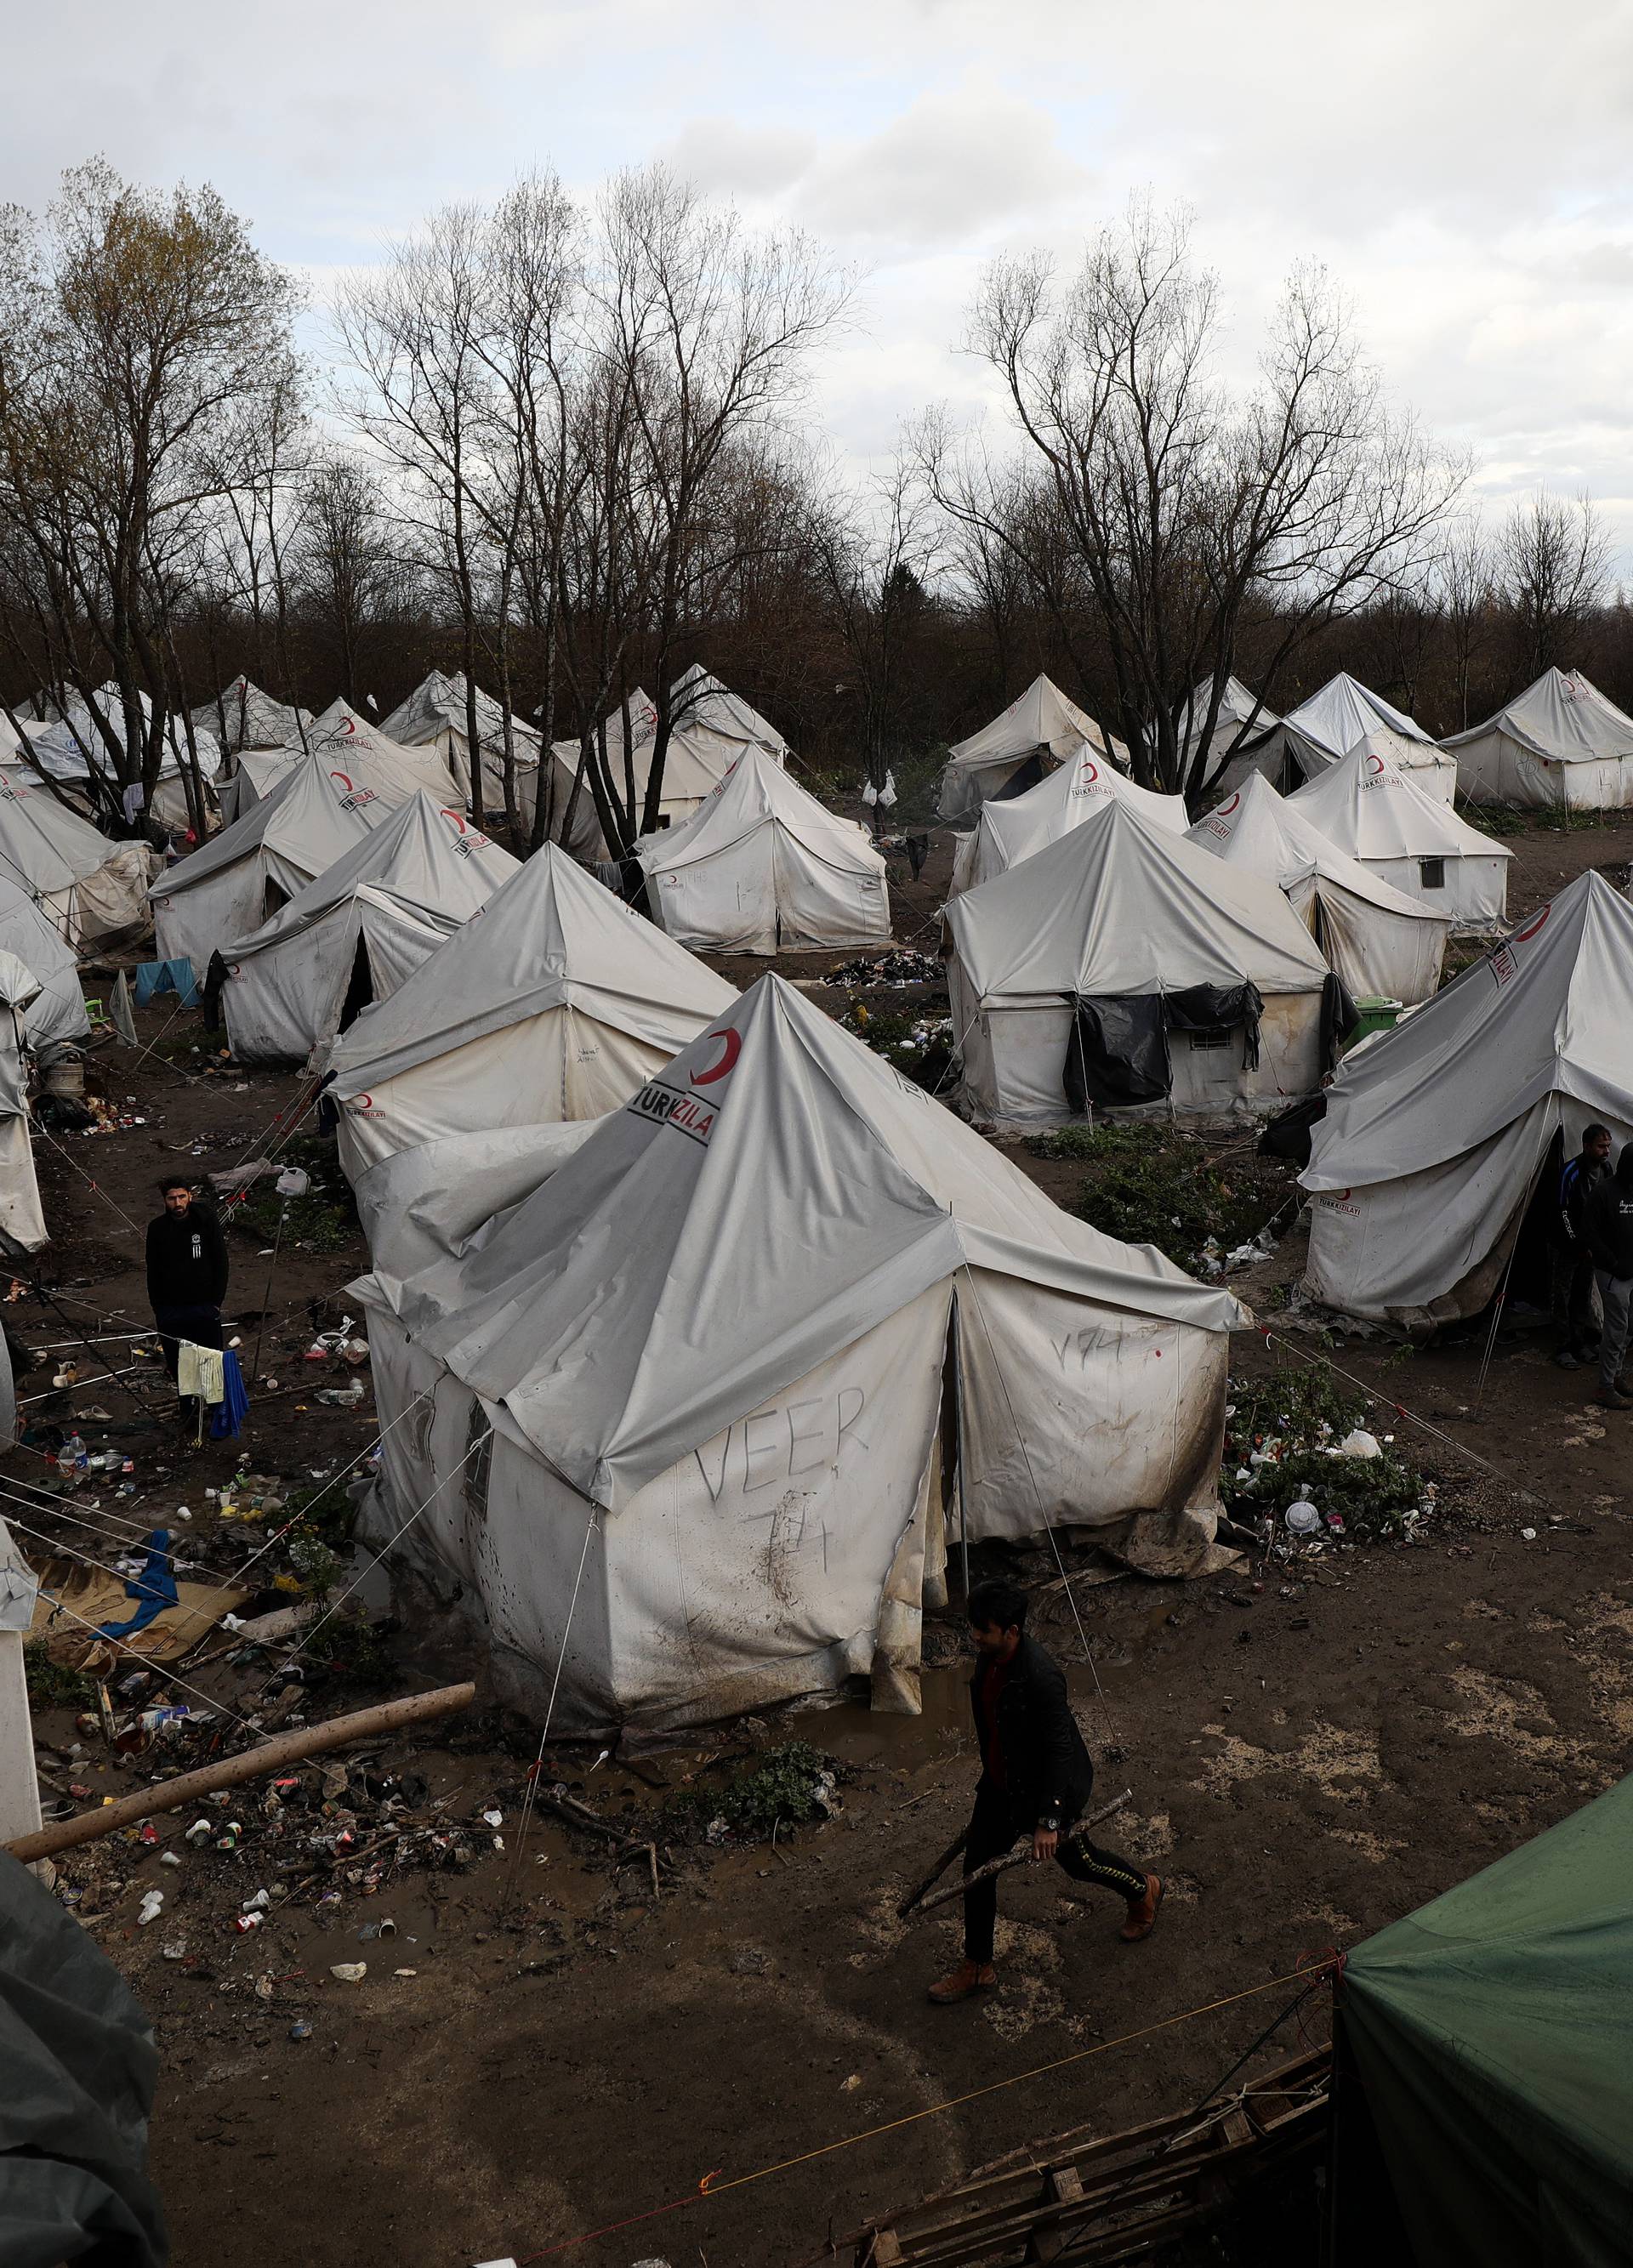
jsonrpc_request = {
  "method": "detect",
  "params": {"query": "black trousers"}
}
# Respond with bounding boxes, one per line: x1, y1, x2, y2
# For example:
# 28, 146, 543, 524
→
1551, 1247, 1599, 1351
962, 1779, 1147, 1964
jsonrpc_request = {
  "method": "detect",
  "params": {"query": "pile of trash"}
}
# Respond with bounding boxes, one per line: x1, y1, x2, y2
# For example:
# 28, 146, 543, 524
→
827, 948, 942, 988
1220, 1367, 1442, 1548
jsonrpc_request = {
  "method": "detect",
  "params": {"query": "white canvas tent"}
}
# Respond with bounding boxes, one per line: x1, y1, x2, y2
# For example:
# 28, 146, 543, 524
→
350, 974, 1246, 1729
637, 746, 890, 953
20, 685, 223, 830
1442, 668, 1633, 810
216, 747, 304, 827
1178, 675, 1279, 786
0, 952, 46, 1253
945, 799, 1334, 1126
0, 775, 156, 944
327, 843, 737, 1178
1224, 674, 1456, 802
307, 700, 462, 806
1287, 736, 1509, 931
219, 793, 519, 1063
1302, 873, 1633, 1327
378, 671, 543, 812
669, 663, 790, 770
0, 878, 88, 1056
192, 679, 312, 757
938, 674, 1125, 824
1187, 774, 1450, 1005
150, 743, 428, 981
950, 745, 1189, 895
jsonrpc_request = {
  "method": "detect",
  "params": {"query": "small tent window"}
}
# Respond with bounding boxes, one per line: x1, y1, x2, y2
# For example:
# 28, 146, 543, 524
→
1419, 857, 1446, 890
1188, 1027, 1230, 1052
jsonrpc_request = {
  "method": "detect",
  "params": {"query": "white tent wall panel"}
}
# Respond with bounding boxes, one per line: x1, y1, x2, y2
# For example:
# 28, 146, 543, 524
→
335, 1009, 667, 1178
955, 1270, 1228, 1542
1294, 879, 1447, 1006
953, 984, 1324, 1128
1356, 851, 1507, 930
1455, 735, 1633, 810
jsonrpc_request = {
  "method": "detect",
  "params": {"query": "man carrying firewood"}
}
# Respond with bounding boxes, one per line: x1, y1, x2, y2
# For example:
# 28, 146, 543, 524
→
928, 1579, 1162, 2004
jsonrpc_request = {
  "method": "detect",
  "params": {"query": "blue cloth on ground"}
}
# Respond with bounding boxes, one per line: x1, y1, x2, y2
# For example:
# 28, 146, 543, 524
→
134, 958, 199, 1009
95, 1527, 178, 1640
209, 1350, 249, 1441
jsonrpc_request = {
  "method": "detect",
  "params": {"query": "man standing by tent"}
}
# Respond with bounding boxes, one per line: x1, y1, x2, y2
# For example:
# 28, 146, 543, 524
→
928, 1581, 1162, 2005
1553, 1123, 1612, 1369
145, 1178, 229, 1425
1581, 1145, 1633, 1411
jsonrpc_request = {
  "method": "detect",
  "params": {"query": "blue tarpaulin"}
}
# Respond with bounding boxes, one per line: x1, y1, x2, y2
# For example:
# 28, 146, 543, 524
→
94, 1530, 177, 1640
133, 959, 198, 1010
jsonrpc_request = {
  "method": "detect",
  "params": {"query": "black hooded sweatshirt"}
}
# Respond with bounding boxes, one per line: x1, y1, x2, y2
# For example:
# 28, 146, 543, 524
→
145, 1205, 229, 1311
1582, 1150, 1633, 1281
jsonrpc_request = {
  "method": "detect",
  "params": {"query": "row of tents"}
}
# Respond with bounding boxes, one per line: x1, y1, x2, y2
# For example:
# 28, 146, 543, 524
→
940, 663, 1633, 816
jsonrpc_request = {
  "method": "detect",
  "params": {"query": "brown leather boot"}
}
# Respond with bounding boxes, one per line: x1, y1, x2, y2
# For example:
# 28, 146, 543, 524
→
1119, 1874, 1165, 1943
927, 1958, 997, 2004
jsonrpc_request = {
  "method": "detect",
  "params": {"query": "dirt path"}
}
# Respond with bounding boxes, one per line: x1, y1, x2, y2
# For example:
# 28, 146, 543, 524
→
20, 808, 1633, 2268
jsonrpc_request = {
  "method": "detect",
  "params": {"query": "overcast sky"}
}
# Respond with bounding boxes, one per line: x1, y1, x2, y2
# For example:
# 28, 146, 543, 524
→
13, 0, 1633, 560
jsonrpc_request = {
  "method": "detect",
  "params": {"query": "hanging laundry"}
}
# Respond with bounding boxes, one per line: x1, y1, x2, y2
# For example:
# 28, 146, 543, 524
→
210, 1350, 249, 1441
176, 1341, 225, 1404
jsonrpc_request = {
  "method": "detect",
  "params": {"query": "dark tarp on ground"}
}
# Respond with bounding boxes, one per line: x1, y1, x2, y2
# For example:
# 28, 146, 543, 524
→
1338, 1770, 1633, 2268
0, 1850, 168, 2266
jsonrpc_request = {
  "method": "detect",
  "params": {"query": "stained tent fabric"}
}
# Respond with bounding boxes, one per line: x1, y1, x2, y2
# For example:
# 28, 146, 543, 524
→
307, 698, 462, 805
0, 951, 46, 1251
1226, 673, 1456, 801
1339, 1771, 1633, 2268
1444, 667, 1633, 810
352, 974, 1244, 1728
1301, 873, 1633, 1326
938, 674, 1127, 824
636, 745, 890, 953
0, 774, 157, 944
950, 744, 1190, 894
150, 743, 426, 980
219, 792, 518, 1062
21, 681, 223, 795
0, 875, 89, 1054
1187, 774, 1449, 1004
191, 678, 312, 756
1287, 736, 1509, 930
0, 1849, 168, 2268
945, 799, 1332, 1126
327, 843, 737, 1177
378, 670, 543, 811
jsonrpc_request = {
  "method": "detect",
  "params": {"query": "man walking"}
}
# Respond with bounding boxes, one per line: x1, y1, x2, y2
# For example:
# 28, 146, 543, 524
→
1581, 1143, 1633, 1412
928, 1580, 1161, 2005
1553, 1124, 1612, 1369
145, 1178, 229, 1424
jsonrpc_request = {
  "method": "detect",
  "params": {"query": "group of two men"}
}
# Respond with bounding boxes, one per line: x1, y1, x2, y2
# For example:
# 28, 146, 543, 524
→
1554, 1125, 1633, 1409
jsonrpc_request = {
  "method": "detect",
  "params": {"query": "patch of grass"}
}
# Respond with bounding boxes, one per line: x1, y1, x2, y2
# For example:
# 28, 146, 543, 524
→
662, 1741, 838, 1843
1221, 1364, 1431, 1541
842, 1003, 953, 1091
230, 1135, 357, 1253
1030, 1122, 1272, 1270
25, 1641, 95, 1709
304, 1607, 397, 1688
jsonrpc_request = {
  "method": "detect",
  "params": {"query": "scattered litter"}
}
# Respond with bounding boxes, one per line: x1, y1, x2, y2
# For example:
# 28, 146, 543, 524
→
288, 2020, 313, 2042
329, 1962, 367, 1984
136, 1890, 164, 1925
1337, 1429, 1382, 1459
1521, 1527, 1538, 1541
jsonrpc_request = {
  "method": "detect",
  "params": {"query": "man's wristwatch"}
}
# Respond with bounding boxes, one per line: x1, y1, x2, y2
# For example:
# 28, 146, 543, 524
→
1040, 1815, 1060, 1832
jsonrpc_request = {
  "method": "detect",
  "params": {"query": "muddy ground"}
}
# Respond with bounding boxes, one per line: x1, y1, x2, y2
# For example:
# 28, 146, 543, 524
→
16, 804, 1633, 2268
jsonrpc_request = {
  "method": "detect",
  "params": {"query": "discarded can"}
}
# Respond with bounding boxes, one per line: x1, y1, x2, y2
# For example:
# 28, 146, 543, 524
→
185, 1818, 213, 1846
235, 1913, 264, 1934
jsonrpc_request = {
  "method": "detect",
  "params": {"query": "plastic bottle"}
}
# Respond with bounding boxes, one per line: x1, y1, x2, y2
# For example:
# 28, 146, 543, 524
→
65, 1432, 88, 1475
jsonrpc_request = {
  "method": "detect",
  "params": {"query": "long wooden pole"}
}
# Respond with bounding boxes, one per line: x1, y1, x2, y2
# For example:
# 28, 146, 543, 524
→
907, 1790, 1134, 1924
5, 1681, 476, 1863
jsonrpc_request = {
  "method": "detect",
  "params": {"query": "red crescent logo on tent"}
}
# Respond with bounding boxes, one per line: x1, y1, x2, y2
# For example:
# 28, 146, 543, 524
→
691, 1028, 741, 1085
352, 1093, 373, 1111
1515, 907, 1550, 942
338, 717, 357, 736
1367, 753, 1385, 775
1080, 758, 1100, 785
329, 770, 354, 793
1219, 791, 1241, 816
440, 807, 467, 833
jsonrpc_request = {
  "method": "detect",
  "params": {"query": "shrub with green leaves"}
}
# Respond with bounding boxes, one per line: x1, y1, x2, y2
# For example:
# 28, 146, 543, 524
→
663, 1742, 838, 1842
1221, 1363, 1431, 1541
1030, 1122, 1272, 1269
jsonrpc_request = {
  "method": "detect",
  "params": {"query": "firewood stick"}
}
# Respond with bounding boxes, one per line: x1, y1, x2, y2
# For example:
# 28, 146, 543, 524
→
907, 1790, 1134, 1923
896, 1825, 969, 1919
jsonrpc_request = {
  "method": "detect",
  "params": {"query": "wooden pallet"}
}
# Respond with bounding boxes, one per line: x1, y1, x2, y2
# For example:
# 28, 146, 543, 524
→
830, 2045, 1330, 2267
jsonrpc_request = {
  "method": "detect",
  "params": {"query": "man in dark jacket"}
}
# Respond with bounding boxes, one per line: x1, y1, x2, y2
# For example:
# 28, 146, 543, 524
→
1582, 1145, 1633, 1410
928, 1580, 1162, 2005
145, 1179, 229, 1417
1553, 1124, 1612, 1368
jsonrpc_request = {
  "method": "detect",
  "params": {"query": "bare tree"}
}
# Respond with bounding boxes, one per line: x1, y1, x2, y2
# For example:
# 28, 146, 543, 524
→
1498, 490, 1610, 679
812, 452, 942, 811
0, 162, 300, 822
291, 457, 401, 706
1435, 516, 1497, 730
916, 197, 1466, 804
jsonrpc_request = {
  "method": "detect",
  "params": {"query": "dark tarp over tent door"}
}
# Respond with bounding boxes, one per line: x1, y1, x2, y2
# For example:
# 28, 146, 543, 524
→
1335, 1770, 1633, 2268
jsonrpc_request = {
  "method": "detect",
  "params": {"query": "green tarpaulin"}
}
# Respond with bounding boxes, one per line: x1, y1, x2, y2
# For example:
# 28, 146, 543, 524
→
1341, 1771, 1633, 2268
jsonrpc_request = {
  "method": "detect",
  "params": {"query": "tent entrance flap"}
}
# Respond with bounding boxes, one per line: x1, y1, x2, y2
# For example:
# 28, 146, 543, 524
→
339, 935, 375, 1034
